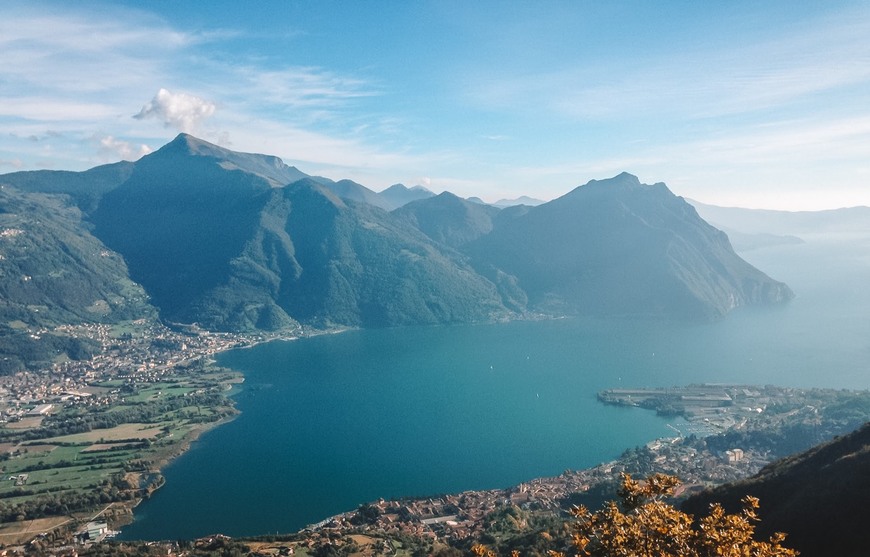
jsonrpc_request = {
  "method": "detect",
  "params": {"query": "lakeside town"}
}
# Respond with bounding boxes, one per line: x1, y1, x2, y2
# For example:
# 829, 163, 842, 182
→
1, 317, 312, 428
0, 320, 868, 556
277, 384, 864, 555
0, 319, 303, 554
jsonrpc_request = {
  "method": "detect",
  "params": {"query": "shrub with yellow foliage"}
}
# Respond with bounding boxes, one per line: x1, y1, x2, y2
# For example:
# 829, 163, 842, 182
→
474, 473, 797, 557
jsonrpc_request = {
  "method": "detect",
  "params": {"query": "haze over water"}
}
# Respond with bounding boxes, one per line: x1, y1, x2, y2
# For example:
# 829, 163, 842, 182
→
119, 233, 870, 540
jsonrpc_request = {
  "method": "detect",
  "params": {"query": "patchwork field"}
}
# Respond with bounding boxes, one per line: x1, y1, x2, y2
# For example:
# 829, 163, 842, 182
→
47, 423, 167, 443
0, 365, 241, 546
0, 516, 73, 545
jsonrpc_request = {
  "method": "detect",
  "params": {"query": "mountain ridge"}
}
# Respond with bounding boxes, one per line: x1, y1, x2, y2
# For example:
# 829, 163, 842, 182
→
0, 134, 796, 369
466, 172, 792, 319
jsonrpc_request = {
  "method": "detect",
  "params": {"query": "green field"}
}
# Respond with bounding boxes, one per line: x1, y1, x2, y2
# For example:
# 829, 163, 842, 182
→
0, 368, 239, 532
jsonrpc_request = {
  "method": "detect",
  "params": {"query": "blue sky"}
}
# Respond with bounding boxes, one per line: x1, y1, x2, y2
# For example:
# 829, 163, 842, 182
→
1, 1, 869, 209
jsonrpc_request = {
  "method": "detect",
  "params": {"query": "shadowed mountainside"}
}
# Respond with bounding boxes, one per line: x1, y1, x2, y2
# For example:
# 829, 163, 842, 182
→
392, 191, 502, 249
90, 136, 510, 330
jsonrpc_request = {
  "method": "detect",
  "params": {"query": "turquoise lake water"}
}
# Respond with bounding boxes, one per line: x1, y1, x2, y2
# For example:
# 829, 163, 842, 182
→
119, 234, 870, 539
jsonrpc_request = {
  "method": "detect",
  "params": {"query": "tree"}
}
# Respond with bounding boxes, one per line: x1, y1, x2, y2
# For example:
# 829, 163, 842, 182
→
553, 473, 797, 557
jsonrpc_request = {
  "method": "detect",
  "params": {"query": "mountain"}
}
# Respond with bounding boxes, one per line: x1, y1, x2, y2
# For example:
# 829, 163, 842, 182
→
689, 200, 870, 236
0, 161, 134, 213
319, 178, 393, 211
493, 195, 545, 208
687, 200, 870, 251
91, 134, 288, 329
380, 183, 435, 209
682, 422, 870, 557
0, 135, 797, 364
172, 134, 310, 187
714, 229, 805, 252
89, 137, 511, 330
466, 173, 793, 319
267, 181, 509, 327
392, 191, 501, 249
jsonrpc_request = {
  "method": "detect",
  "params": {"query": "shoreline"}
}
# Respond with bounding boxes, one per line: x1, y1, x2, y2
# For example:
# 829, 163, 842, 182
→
113, 325, 353, 532
0, 322, 337, 547
15, 318, 870, 544
10, 316, 870, 548
268, 385, 870, 551
110, 410, 243, 531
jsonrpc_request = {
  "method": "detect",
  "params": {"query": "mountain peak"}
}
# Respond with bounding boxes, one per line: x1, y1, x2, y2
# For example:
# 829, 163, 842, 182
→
614, 170, 640, 181
380, 182, 435, 210
162, 133, 226, 157
587, 172, 641, 188
149, 134, 308, 187
562, 172, 670, 202
493, 195, 545, 208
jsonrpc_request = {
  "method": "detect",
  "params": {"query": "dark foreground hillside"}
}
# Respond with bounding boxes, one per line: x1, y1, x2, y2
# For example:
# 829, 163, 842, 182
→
683, 421, 870, 557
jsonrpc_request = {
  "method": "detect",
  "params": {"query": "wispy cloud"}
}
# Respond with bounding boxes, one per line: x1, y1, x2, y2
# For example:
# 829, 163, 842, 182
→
0, 3, 412, 175
466, 6, 870, 122
0, 97, 120, 121
677, 116, 870, 166
96, 135, 153, 162
0, 9, 185, 97
235, 66, 376, 109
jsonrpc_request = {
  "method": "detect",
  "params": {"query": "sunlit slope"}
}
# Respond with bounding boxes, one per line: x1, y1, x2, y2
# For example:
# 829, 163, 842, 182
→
0, 186, 155, 372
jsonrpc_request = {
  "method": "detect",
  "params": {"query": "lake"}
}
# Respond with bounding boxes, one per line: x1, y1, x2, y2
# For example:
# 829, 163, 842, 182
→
119, 233, 870, 539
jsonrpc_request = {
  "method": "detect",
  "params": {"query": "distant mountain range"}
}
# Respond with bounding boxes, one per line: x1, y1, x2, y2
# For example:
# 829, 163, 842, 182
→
380, 183, 436, 209
688, 199, 870, 250
493, 195, 545, 208
690, 199, 870, 235
0, 134, 794, 370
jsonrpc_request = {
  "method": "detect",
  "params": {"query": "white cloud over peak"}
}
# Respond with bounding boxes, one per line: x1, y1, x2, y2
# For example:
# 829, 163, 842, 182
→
134, 89, 217, 134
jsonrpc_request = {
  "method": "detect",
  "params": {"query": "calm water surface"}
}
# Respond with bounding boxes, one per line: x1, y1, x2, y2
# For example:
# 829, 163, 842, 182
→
119, 235, 870, 539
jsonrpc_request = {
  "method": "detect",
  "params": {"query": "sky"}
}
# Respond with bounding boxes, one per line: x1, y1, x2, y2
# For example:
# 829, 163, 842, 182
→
1, 1, 869, 210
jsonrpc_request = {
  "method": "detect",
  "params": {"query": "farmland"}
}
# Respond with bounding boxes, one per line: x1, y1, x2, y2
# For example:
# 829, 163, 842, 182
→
0, 362, 241, 541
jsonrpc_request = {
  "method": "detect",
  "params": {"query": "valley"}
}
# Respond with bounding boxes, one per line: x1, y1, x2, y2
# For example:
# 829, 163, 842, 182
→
0, 136, 867, 555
